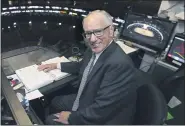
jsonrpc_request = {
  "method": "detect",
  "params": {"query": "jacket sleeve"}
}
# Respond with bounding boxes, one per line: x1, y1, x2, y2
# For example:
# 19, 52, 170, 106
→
60, 48, 90, 75
68, 62, 136, 124
60, 61, 83, 75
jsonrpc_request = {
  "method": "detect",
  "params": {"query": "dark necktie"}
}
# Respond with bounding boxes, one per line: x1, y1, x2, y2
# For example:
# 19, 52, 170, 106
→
72, 53, 96, 111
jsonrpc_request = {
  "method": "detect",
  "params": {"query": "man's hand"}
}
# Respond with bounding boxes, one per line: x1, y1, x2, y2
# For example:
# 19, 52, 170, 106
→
53, 111, 71, 124
37, 63, 57, 72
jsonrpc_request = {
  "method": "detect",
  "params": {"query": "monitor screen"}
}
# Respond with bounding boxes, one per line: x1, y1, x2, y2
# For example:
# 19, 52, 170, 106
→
121, 13, 177, 51
167, 36, 185, 64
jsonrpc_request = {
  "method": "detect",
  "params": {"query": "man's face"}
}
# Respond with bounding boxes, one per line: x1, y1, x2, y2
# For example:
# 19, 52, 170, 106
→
83, 14, 113, 53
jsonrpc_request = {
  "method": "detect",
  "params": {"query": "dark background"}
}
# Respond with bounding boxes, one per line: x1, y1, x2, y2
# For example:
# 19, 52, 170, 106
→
1, 0, 162, 52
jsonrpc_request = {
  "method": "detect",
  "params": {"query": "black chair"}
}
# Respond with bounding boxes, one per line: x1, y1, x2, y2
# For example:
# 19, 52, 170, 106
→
133, 83, 167, 125
158, 67, 184, 125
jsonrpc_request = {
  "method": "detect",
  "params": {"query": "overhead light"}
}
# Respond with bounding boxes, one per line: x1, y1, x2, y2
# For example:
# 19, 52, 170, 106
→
73, 9, 86, 13
29, 21, 32, 24
2, 28, 4, 30
60, 10, 67, 14
58, 23, 62, 25
2, 8, 8, 10
20, 6, 26, 9
73, 25, 76, 28
14, 25, 16, 28
28, 0, 32, 4
47, 1, 50, 4
8, 26, 10, 29
44, 21, 47, 24
45, 6, 50, 9
81, 14, 87, 17
9, 7, 19, 10
115, 17, 125, 23
8, 0, 12, 6
13, 22, 16, 25
74, 1, 76, 6
113, 22, 119, 26
64, 7, 69, 10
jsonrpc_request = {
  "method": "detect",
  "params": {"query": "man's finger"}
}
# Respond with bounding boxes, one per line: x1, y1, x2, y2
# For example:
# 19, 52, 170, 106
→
38, 65, 47, 71
43, 69, 49, 72
53, 114, 60, 118
53, 119, 60, 122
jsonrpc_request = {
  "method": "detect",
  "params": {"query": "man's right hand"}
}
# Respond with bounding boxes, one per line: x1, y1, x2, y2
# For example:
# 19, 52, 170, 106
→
37, 63, 57, 72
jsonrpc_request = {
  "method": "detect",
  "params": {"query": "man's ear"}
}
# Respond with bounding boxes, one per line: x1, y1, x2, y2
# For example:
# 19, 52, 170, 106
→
109, 25, 114, 37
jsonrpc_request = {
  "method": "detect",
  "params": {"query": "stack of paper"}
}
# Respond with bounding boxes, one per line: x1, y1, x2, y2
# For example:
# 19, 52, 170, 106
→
15, 56, 70, 92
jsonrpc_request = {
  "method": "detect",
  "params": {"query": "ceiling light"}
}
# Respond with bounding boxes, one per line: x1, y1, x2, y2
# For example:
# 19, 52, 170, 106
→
8, 26, 10, 29
29, 21, 32, 24
73, 26, 76, 28
59, 23, 62, 25
28, 0, 32, 4
64, 7, 69, 10
74, 1, 76, 6
2, 28, 4, 30
8, 0, 12, 6
2, 8, 7, 10
44, 21, 47, 24
13, 22, 16, 25
113, 23, 118, 26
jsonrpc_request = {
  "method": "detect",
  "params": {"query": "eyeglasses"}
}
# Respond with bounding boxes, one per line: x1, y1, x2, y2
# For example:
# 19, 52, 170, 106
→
82, 25, 110, 39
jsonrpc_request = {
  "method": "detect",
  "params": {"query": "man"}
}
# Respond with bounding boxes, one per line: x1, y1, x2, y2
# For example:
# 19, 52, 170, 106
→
38, 10, 139, 125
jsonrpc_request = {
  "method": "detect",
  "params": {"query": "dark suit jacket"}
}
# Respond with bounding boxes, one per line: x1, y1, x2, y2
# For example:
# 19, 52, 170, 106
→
60, 41, 139, 124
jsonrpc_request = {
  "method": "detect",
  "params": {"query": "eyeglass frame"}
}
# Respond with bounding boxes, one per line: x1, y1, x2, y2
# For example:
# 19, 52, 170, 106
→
82, 25, 111, 39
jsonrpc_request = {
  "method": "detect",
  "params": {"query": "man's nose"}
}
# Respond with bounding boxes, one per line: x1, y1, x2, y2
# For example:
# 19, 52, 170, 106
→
89, 33, 97, 42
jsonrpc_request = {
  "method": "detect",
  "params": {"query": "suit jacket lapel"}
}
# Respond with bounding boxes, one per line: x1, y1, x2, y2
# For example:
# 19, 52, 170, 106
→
86, 41, 117, 84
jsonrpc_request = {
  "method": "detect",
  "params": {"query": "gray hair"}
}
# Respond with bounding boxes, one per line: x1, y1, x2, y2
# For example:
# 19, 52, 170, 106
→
83, 10, 113, 26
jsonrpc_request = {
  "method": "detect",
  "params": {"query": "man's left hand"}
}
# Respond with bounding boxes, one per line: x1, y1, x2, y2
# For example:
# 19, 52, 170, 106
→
53, 111, 71, 124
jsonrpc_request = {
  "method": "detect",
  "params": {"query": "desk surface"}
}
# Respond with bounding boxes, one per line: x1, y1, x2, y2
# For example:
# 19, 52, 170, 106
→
1, 47, 78, 124
1, 46, 78, 93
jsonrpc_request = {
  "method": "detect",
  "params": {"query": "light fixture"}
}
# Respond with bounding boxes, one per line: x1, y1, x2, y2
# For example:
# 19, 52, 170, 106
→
2, 28, 4, 30
64, 7, 69, 10
81, 14, 87, 17
73, 25, 76, 28
28, 0, 32, 4
2, 8, 8, 10
74, 1, 76, 6
44, 21, 47, 24
29, 21, 32, 24
13, 22, 16, 25
47, 1, 50, 4
58, 23, 62, 25
8, 26, 10, 29
8, 0, 12, 6
14, 25, 16, 28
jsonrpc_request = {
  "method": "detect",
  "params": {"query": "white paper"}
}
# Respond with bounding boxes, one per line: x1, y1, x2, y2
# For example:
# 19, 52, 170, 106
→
15, 56, 70, 92
116, 41, 137, 54
25, 90, 43, 100
15, 64, 54, 92
168, 96, 182, 108
7, 74, 21, 82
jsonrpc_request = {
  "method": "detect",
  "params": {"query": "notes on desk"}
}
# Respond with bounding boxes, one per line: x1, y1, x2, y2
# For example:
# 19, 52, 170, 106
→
25, 90, 43, 101
7, 74, 24, 90
7, 74, 44, 100
116, 41, 138, 54
15, 56, 70, 92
